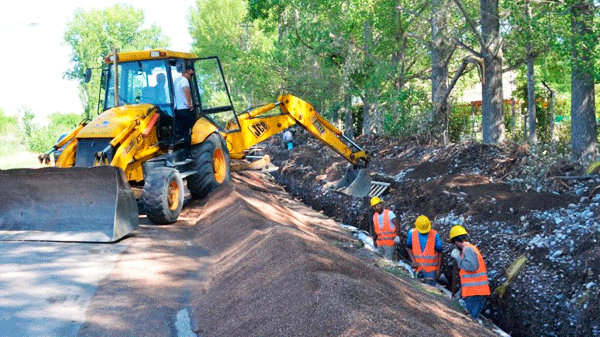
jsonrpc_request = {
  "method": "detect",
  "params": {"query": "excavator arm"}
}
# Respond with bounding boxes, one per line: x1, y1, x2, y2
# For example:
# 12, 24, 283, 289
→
225, 95, 371, 197
226, 95, 369, 166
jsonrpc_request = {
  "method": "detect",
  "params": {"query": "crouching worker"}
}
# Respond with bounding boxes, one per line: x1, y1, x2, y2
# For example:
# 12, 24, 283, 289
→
449, 225, 490, 320
282, 130, 293, 150
370, 197, 401, 261
406, 215, 443, 286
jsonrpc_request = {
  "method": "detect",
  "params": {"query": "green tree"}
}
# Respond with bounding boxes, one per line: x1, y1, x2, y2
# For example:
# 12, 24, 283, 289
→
452, 0, 506, 145
48, 112, 82, 129
18, 106, 35, 140
63, 4, 170, 118
569, 0, 597, 160
189, 0, 280, 110
246, 0, 431, 137
0, 107, 18, 134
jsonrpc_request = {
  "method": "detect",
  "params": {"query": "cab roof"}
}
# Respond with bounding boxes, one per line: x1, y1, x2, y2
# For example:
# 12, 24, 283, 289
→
104, 50, 198, 63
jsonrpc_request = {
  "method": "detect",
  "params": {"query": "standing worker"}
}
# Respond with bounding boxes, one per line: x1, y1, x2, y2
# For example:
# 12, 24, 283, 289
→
406, 215, 443, 286
370, 197, 401, 261
174, 66, 196, 147
449, 225, 490, 320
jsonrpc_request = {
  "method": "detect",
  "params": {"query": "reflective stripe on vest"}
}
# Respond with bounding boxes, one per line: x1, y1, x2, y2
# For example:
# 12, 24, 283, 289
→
411, 229, 440, 273
459, 243, 491, 297
373, 209, 396, 246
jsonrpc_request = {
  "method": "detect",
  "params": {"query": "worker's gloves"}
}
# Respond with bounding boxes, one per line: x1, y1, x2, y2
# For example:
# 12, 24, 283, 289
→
393, 236, 401, 244
451, 248, 461, 261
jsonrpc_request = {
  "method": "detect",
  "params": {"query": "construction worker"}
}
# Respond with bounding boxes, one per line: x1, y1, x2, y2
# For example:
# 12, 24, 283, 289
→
370, 197, 401, 261
406, 215, 443, 286
449, 225, 491, 320
282, 130, 294, 150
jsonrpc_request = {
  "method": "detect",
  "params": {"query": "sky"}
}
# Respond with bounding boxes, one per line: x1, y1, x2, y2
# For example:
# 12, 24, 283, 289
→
0, 0, 196, 123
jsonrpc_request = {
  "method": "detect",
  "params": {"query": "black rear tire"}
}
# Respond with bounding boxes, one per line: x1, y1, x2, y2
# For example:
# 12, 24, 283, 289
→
187, 133, 231, 198
142, 167, 184, 224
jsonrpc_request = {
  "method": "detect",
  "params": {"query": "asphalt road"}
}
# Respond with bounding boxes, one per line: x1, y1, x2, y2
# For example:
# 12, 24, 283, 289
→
0, 241, 127, 337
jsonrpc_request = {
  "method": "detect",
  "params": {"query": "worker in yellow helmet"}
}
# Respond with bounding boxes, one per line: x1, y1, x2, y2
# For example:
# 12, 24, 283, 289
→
449, 225, 490, 320
370, 197, 401, 261
405, 215, 443, 286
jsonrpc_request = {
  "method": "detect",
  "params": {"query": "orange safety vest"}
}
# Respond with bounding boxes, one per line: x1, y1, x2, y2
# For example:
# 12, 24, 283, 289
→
411, 229, 440, 273
373, 209, 396, 247
459, 243, 491, 297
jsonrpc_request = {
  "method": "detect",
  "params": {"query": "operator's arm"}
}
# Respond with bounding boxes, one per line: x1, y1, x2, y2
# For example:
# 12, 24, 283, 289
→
405, 229, 417, 268
435, 233, 444, 278
371, 223, 378, 248
457, 246, 479, 272
393, 217, 401, 236
184, 86, 193, 110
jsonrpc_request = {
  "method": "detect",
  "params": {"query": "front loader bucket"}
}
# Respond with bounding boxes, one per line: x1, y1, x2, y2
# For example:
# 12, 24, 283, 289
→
330, 167, 372, 198
0, 166, 138, 243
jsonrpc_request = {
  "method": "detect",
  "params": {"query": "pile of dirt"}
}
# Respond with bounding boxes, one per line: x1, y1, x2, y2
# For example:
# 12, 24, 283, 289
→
77, 172, 497, 336
192, 172, 498, 336
262, 131, 600, 337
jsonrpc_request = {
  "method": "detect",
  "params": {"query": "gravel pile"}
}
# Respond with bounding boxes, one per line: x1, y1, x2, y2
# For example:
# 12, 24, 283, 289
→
190, 172, 498, 337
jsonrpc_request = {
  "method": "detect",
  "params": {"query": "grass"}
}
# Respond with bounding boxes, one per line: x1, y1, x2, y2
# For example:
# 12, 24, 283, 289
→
0, 133, 43, 169
0, 151, 42, 169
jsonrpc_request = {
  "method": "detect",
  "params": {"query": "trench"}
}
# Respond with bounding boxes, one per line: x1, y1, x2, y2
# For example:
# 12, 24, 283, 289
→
268, 170, 594, 337
258, 135, 598, 337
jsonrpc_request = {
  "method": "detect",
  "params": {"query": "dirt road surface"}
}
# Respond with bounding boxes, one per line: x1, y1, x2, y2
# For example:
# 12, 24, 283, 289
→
0, 171, 497, 336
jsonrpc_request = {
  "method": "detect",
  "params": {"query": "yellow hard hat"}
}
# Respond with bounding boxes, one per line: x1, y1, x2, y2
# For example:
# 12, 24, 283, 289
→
449, 225, 468, 241
415, 215, 431, 234
370, 197, 381, 207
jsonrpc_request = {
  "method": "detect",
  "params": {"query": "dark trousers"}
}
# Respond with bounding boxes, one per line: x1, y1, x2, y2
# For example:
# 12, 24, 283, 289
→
174, 109, 195, 146
464, 295, 487, 319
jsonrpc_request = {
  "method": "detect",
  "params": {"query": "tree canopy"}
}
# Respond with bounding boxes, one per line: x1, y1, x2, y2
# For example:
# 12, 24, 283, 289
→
63, 4, 170, 116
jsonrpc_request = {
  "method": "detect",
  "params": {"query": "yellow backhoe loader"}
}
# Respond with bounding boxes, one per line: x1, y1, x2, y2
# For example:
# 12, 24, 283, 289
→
0, 50, 370, 243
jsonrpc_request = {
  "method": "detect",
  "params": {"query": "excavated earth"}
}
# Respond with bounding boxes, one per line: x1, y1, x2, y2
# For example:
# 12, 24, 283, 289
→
262, 131, 600, 337
77, 171, 498, 337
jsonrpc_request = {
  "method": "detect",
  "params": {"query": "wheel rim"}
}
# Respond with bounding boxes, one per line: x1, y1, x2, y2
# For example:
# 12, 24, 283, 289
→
213, 147, 226, 183
167, 180, 180, 211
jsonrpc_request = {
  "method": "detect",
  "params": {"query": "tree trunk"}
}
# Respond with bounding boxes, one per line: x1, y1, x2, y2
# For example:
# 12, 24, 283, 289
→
510, 98, 516, 137
526, 49, 537, 144
430, 0, 450, 144
480, 0, 505, 144
525, 1, 537, 144
523, 106, 528, 140
549, 90, 556, 144
570, 1, 597, 160
344, 92, 354, 139
471, 102, 476, 139
362, 19, 374, 135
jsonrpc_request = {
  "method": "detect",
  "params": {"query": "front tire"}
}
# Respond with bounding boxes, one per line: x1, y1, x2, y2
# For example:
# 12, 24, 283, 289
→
142, 167, 184, 224
187, 133, 231, 198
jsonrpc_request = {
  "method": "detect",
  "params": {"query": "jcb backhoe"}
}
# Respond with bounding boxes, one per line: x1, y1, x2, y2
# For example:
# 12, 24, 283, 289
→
0, 50, 370, 243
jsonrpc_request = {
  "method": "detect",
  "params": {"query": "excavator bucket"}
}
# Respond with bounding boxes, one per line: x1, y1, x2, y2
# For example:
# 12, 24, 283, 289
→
0, 166, 138, 243
329, 167, 372, 198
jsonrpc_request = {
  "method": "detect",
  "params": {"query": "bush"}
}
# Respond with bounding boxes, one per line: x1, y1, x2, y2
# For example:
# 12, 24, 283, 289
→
25, 112, 82, 153
27, 126, 57, 153
0, 108, 18, 134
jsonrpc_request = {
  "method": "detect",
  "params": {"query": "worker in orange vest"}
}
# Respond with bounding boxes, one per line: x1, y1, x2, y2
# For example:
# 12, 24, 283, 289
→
405, 215, 443, 286
449, 225, 491, 320
370, 197, 401, 261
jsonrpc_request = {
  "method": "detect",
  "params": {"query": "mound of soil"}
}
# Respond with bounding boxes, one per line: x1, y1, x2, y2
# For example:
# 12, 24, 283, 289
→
262, 132, 600, 337
192, 173, 497, 336
78, 172, 497, 336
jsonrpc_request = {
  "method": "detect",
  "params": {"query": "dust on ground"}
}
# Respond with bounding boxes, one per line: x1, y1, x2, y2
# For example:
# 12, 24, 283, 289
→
78, 171, 497, 337
264, 131, 600, 337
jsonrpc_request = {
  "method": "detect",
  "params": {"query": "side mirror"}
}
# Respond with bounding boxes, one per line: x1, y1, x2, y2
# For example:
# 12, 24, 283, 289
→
84, 68, 92, 83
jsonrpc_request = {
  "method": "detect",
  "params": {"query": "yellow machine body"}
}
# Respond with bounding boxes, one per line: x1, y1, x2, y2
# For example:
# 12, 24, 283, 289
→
0, 49, 371, 243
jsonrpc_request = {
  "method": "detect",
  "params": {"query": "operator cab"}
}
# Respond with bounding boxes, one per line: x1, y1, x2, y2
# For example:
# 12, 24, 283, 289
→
103, 51, 241, 148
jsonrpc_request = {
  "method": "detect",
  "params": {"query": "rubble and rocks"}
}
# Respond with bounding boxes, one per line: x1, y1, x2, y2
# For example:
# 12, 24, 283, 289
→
263, 132, 600, 337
